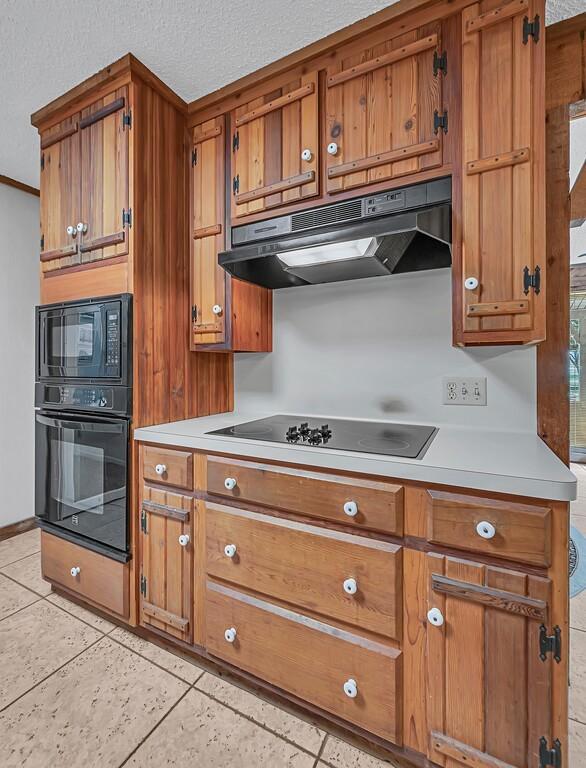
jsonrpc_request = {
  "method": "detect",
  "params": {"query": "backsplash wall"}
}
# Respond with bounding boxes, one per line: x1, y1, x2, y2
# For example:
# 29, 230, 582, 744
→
234, 268, 537, 432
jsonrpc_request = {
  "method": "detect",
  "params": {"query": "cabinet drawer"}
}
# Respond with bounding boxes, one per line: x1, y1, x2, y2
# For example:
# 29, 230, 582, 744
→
207, 456, 403, 535
142, 445, 193, 490
206, 582, 402, 743
207, 503, 401, 639
41, 531, 129, 618
426, 490, 551, 567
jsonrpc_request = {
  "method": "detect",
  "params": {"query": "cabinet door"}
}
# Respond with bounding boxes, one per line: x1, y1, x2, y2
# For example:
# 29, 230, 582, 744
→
426, 554, 553, 767
39, 114, 81, 272
139, 486, 192, 643
230, 72, 319, 219
79, 87, 130, 264
458, 0, 545, 344
325, 24, 443, 194
191, 117, 226, 345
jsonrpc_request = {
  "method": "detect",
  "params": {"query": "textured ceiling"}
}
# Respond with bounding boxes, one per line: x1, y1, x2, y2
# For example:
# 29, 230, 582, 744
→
0, 0, 582, 188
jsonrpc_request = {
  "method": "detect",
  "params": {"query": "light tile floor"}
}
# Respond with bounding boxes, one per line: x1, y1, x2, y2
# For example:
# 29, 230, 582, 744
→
1, 486, 584, 768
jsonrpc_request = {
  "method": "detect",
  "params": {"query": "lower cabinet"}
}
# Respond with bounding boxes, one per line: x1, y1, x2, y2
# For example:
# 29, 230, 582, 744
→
139, 485, 193, 643
426, 553, 553, 767
206, 581, 402, 743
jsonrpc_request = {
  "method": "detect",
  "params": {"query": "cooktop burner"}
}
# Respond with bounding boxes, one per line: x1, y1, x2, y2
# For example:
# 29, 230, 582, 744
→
207, 415, 437, 459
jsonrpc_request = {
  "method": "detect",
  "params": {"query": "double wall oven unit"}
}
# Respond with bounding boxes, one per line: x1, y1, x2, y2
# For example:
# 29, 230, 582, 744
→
35, 294, 132, 562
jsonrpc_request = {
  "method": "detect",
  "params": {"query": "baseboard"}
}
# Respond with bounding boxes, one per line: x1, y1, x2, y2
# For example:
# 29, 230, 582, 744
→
0, 517, 37, 542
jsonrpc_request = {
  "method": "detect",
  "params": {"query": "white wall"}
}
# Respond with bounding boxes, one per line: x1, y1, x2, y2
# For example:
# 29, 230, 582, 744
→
0, 184, 39, 526
234, 268, 537, 432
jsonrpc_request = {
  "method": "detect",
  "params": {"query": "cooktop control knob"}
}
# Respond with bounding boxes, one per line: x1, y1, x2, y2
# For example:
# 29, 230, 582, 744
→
320, 424, 332, 442
308, 428, 323, 445
286, 426, 300, 443
298, 422, 311, 440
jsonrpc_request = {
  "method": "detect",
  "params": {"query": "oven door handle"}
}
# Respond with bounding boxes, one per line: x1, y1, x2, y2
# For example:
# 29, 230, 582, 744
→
35, 414, 126, 433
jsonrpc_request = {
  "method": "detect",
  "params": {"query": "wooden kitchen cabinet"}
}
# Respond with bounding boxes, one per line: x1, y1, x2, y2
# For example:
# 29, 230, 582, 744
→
39, 88, 130, 274
425, 552, 554, 767
325, 22, 444, 194
229, 72, 319, 220
456, 0, 545, 345
190, 117, 272, 351
139, 485, 193, 642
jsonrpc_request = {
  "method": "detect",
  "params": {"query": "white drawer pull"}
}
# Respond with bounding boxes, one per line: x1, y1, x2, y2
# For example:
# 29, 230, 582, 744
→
427, 607, 444, 627
301, 148, 313, 162
224, 544, 237, 558
224, 627, 237, 643
224, 477, 237, 490
212, 304, 223, 316
327, 142, 339, 156
476, 521, 496, 540
70, 566, 81, 577
178, 534, 190, 547
343, 678, 358, 698
343, 501, 358, 517
155, 463, 166, 476
464, 276, 479, 290
343, 578, 358, 595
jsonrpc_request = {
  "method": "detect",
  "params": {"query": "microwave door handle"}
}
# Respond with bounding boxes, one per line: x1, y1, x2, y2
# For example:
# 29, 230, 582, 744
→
36, 415, 125, 434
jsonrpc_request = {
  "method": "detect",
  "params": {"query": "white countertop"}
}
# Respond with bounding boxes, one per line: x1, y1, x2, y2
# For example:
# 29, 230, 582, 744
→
134, 412, 577, 502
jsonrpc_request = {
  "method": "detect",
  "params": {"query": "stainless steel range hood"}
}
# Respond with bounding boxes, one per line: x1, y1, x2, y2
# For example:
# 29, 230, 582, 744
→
219, 177, 451, 289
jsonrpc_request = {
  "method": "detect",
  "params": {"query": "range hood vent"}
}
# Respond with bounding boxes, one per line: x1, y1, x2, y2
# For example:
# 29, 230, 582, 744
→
221, 177, 452, 289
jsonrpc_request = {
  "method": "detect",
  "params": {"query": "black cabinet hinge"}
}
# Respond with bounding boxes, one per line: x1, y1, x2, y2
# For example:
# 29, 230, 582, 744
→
433, 51, 447, 77
539, 737, 562, 768
140, 574, 147, 597
40, 153, 45, 171
433, 110, 448, 134
122, 110, 132, 129
191, 304, 197, 324
40, 234, 44, 251
122, 208, 132, 228
191, 148, 198, 166
140, 508, 148, 534
523, 265, 541, 295
539, 624, 561, 663
523, 14, 540, 44
233, 174, 240, 194
232, 131, 240, 152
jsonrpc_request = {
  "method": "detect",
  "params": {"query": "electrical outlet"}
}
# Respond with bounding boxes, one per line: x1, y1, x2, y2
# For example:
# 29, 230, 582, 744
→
442, 376, 487, 406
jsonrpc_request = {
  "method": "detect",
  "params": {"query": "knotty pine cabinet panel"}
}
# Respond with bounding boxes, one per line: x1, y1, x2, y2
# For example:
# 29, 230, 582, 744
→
325, 23, 444, 194
190, 117, 272, 351
79, 87, 130, 263
230, 72, 319, 220
426, 553, 552, 767
457, 0, 545, 345
139, 485, 193, 642
39, 114, 81, 272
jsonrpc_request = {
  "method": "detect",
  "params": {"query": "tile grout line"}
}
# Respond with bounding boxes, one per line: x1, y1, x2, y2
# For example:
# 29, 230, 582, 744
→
0, 633, 106, 714
312, 732, 329, 768
0, 594, 44, 623
571, 715, 586, 727
0, 547, 42, 571
0, 568, 50, 600
191, 681, 323, 760
42, 595, 114, 635
117, 686, 193, 768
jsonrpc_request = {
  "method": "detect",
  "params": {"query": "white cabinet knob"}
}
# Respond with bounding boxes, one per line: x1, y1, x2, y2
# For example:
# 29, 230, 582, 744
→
178, 534, 190, 547
464, 277, 479, 290
301, 148, 313, 162
343, 501, 358, 517
212, 304, 223, 315
343, 578, 358, 595
343, 678, 358, 698
76, 222, 87, 234
224, 627, 237, 643
224, 544, 237, 558
476, 520, 496, 540
427, 607, 444, 627
224, 477, 237, 490
327, 142, 339, 156
66, 224, 77, 237
70, 566, 81, 577
155, 464, 166, 476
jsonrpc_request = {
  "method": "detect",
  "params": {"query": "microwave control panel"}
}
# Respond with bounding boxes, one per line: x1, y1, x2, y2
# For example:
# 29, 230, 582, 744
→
105, 310, 120, 368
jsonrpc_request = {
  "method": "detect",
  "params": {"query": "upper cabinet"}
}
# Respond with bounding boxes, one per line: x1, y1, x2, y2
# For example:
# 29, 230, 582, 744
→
229, 72, 319, 221
456, 0, 545, 345
190, 118, 272, 351
325, 23, 445, 194
39, 87, 131, 274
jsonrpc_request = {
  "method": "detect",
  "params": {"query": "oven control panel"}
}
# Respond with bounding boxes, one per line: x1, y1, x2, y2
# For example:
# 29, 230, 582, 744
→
42, 385, 114, 409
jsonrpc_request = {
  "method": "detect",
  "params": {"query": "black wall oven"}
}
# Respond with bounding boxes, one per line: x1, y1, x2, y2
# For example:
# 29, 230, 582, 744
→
35, 294, 132, 561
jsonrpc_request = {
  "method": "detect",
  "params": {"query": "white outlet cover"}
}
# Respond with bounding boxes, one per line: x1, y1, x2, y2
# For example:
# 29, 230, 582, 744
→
442, 376, 487, 406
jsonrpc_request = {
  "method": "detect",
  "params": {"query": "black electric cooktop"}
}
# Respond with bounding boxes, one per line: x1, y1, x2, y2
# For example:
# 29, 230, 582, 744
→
207, 415, 437, 459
